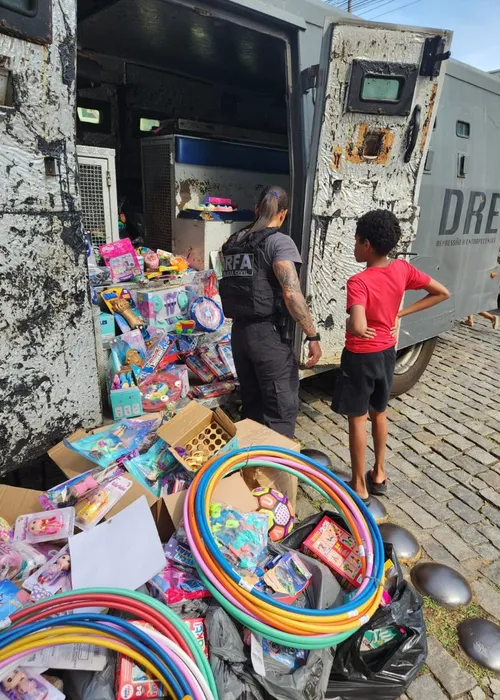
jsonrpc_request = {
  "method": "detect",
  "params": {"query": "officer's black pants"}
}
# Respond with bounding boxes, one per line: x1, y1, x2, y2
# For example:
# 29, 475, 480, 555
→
231, 320, 299, 439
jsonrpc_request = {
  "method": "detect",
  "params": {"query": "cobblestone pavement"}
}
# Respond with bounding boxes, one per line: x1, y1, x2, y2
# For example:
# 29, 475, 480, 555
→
297, 319, 500, 699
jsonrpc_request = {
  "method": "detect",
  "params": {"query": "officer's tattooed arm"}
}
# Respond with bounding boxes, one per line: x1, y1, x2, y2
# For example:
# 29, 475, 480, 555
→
273, 260, 317, 337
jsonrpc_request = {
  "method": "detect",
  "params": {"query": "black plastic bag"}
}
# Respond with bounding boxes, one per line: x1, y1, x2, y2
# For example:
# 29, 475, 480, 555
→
326, 547, 426, 699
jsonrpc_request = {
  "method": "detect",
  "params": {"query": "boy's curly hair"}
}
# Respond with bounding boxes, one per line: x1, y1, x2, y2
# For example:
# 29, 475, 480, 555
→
356, 210, 402, 256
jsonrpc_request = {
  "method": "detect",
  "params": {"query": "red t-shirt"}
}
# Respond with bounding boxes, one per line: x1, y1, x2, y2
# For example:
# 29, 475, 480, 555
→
345, 259, 431, 353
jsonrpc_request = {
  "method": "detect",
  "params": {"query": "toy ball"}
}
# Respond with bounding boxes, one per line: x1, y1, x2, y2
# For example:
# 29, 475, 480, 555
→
252, 487, 294, 542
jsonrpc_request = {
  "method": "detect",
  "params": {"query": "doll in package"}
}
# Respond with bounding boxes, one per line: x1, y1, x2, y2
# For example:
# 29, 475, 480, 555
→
14, 508, 74, 545
0, 541, 46, 584
64, 417, 160, 468
123, 438, 178, 497
23, 545, 72, 603
40, 463, 124, 510
0, 666, 65, 700
74, 475, 132, 531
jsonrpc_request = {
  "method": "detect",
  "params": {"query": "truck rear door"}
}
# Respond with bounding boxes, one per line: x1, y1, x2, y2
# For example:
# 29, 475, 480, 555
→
301, 19, 452, 367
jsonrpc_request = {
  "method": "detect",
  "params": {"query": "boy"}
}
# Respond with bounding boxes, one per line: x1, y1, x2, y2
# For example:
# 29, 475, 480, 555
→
332, 210, 450, 503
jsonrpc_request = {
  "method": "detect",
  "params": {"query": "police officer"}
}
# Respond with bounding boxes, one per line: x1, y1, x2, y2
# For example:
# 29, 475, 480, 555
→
219, 185, 322, 438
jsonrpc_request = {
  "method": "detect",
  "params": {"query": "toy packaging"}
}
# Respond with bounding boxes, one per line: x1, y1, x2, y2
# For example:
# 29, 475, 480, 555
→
110, 330, 147, 371
185, 618, 208, 659
210, 505, 269, 573
251, 634, 308, 672
40, 464, 124, 510
0, 518, 12, 544
163, 522, 196, 569
115, 622, 166, 699
302, 516, 363, 589
139, 334, 178, 379
136, 285, 196, 328
360, 626, 405, 652
161, 468, 191, 496
217, 342, 237, 377
198, 345, 232, 379
14, 508, 75, 545
184, 353, 216, 384
100, 312, 116, 343
123, 439, 179, 497
190, 297, 224, 332
263, 552, 312, 603
74, 475, 133, 531
139, 370, 183, 413
0, 666, 65, 700
0, 541, 46, 583
158, 363, 190, 397
108, 370, 143, 420
64, 418, 159, 468
100, 238, 141, 282
189, 380, 239, 400
0, 580, 28, 623
148, 562, 209, 606
23, 545, 72, 603
101, 287, 145, 332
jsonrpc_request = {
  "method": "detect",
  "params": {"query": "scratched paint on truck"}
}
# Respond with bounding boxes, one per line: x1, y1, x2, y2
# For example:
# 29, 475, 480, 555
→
0, 0, 102, 472
303, 21, 451, 366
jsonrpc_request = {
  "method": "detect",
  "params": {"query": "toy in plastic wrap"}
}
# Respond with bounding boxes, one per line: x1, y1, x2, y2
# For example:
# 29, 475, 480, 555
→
40, 464, 124, 510
188, 380, 239, 400
139, 371, 183, 413
14, 508, 74, 545
210, 505, 268, 573
263, 552, 312, 602
123, 439, 178, 497
63, 418, 159, 468
163, 522, 196, 569
190, 297, 224, 332
0, 666, 65, 700
148, 562, 209, 606
101, 288, 145, 332
217, 342, 237, 377
99, 238, 141, 282
252, 635, 308, 672
23, 546, 72, 603
0, 541, 46, 583
184, 352, 216, 384
161, 468, 191, 496
253, 487, 295, 542
75, 476, 132, 531
139, 334, 178, 379
0, 580, 26, 623
109, 331, 147, 371
198, 345, 232, 379
0, 518, 12, 544
302, 515, 363, 590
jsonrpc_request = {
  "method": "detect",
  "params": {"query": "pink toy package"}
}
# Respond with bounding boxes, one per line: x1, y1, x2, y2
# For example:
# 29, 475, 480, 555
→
99, 238, 141, 282
14, 507, 75, 545
0, 666, 65, 700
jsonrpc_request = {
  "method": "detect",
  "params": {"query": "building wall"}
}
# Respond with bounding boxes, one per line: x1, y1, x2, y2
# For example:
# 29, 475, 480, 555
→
0, 1, 102, 472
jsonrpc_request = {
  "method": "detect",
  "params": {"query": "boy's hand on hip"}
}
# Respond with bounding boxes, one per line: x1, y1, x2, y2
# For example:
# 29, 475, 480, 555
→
355, 327, 376, 340
305, 340, 322, 368
391, 317, 400, 339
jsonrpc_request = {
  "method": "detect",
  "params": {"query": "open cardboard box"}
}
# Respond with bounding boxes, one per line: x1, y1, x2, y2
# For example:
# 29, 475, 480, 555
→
45, 411, 298, 541
157, 401, 238, 472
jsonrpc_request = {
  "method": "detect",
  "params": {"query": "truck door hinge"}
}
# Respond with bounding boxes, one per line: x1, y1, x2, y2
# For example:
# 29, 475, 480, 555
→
106, 170, 111, 187
301, 64, 319, 95
420, 36, 451, 78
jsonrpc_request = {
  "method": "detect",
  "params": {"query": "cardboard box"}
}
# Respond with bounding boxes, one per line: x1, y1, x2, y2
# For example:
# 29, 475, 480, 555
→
236, 419, 299, 510
157, 401, 238, 472
0, 485, 44, 526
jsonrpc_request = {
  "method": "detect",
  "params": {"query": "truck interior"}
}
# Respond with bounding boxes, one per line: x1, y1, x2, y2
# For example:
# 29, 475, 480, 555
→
76, 0, 300, 253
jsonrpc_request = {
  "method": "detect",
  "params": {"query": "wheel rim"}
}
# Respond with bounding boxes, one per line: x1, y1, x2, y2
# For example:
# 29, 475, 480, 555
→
394, 343, 424, 375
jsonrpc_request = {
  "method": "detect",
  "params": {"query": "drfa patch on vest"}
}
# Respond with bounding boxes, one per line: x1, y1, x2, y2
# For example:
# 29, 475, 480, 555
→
223, 253, 254, 277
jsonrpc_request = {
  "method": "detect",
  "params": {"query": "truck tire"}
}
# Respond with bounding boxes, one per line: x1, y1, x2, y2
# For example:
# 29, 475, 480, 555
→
391, 337, 437, 397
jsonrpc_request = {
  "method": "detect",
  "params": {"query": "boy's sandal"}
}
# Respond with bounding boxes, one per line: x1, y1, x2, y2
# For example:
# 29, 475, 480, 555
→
344, 480, 372, 506
366, 470, 388, 496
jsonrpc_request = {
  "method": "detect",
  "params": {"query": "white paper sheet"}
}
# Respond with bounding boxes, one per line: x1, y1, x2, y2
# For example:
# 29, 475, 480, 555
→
22, 643, 107, 671
69, 496, 165, 591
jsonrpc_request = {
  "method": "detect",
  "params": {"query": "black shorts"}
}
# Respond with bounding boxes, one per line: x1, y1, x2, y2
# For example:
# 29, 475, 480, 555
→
332, 347, 396, 417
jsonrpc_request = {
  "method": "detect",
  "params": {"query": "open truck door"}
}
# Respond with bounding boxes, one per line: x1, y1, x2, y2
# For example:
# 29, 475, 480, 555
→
300, 19, 452, 370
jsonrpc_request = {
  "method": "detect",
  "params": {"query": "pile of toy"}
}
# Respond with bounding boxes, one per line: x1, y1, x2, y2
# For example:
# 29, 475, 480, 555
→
86, 236, 239, 419
0, 405, 427, 700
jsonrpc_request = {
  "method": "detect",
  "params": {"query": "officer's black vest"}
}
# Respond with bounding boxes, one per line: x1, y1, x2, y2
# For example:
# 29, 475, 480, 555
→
219, 227, 283, 320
